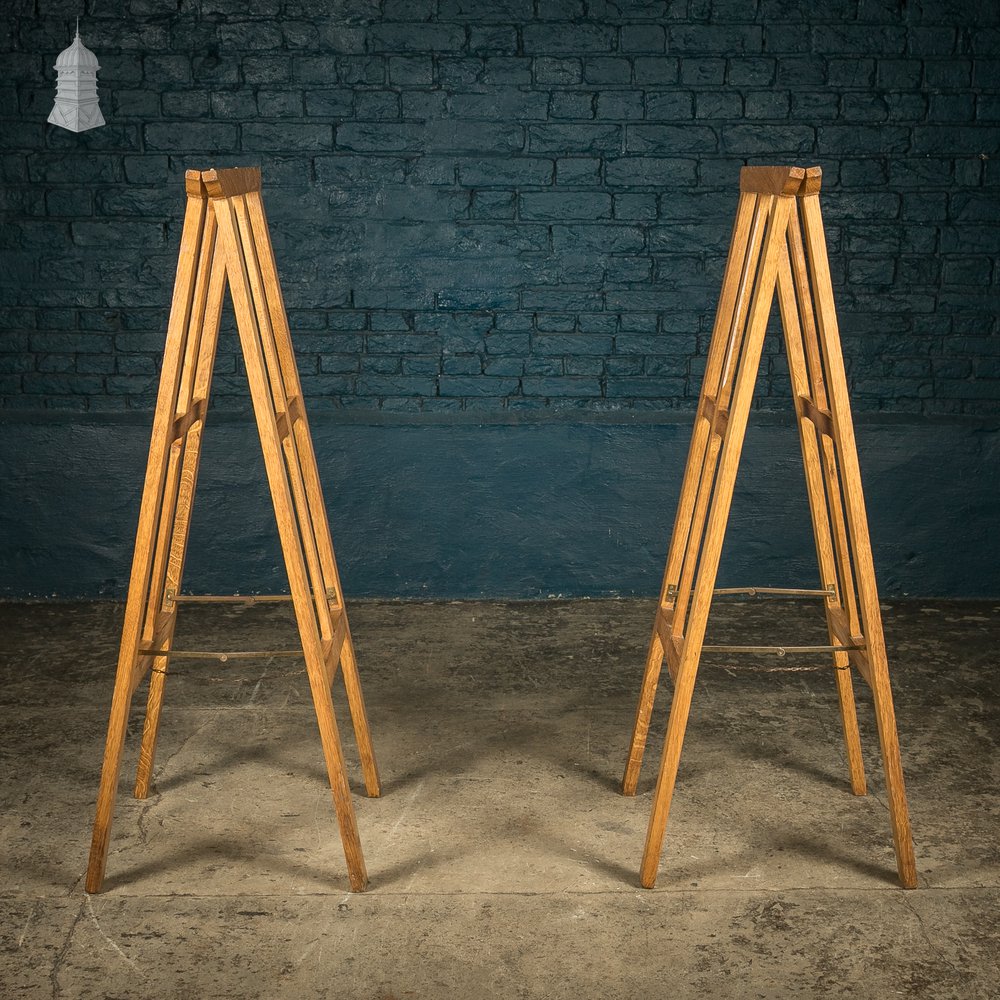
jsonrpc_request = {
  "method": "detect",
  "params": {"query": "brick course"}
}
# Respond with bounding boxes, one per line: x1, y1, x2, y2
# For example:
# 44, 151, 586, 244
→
1, 0, 998, 416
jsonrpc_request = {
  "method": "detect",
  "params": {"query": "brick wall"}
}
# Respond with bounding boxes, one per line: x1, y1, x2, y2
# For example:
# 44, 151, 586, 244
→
2, 0, 999, 417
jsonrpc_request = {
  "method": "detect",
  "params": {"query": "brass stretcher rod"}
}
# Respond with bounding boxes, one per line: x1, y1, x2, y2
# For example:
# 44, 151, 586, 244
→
711, 585, 835, 597
140, 648, 304, 661
172, 593, 297, 603
701, 643, 862, 657
667, 584, 836, 598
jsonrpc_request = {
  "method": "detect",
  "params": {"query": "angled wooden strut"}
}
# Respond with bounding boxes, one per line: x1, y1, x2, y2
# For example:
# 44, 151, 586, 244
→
86, 168, 380, 894
621, 166, 917, 890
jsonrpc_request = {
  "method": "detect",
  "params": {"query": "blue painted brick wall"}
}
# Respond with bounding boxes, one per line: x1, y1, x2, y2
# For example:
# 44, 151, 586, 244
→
1, 0, 999, 416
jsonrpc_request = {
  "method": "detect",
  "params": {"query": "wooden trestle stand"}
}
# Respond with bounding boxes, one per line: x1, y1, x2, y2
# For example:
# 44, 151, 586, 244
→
86, 167, 380, 894
622, 166, 917, 890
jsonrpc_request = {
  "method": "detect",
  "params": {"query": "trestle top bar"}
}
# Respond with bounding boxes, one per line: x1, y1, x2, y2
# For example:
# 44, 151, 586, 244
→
201, 166, 263, 199
739, 165, 822, 196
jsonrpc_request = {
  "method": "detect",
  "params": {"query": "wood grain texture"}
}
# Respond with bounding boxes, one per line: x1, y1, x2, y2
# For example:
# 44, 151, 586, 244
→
213, 189, 369, 891
134, 214, 226, 797
246, 189, 381, 798
640, 192, 795, 889
739, 164, 807, 195
201, 166, 262, 199
86, 184, 209, 894
88, 169, 380, 895
621, 189, 758, 797
776, 232, 867, 798
183, 170, 205, 197
85, 181, 207, 892
624, 170, 916, 891
786, 202, 864, 662
800, 193, 917, 889
798, 165, 823, 196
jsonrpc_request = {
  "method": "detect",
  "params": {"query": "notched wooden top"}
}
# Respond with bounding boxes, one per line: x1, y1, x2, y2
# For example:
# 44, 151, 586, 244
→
740, 165, 822, 196
200, 167, 263, 199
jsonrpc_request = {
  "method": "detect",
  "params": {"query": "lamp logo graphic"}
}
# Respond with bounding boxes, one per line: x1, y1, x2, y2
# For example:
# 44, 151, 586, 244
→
48, 21, 105, 133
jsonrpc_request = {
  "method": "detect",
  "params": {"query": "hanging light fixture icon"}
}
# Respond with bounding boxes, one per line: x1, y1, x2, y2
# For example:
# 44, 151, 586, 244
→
48, 20, 106, 133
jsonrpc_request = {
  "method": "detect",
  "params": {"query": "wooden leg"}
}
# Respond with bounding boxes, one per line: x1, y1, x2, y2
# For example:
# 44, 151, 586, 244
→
832, 652, 867, 796
866, 648, 918, 888
86, 678, 135, 893
640, 192, 792, 888
800, 191, 917, 888
821, 453, 870, 796
86, 180, 214, 893
622, 630, 665, 796
304, 651, 369, 891
132, 221, 223, 802
134, 655, 169, 798
639, 650, 700, 888
130, 446, 185, 801
244, 187, 381, 802
623, 427, 720, 796
214, 186, 369, 891
133, 391, 216, 800
776, 235, 868, 800
621, 193, 763, 800
339, 627, 381, 798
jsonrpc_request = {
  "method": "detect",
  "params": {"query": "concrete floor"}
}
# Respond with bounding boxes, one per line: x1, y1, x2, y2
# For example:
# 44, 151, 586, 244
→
1, 597, 998, 998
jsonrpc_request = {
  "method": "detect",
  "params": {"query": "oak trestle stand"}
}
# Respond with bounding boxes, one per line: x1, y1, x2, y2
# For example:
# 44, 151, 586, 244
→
86, 167, 380, 895
86, 163, 916, 896
622, 165, 918, 890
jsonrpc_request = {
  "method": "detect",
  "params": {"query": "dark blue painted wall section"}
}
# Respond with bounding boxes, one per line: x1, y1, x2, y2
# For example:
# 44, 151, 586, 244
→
2, 412, 998, 599
1, 1, 999, 598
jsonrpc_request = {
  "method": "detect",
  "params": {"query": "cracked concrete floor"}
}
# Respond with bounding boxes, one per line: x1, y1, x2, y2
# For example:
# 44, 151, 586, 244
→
1, 598, 998, 999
